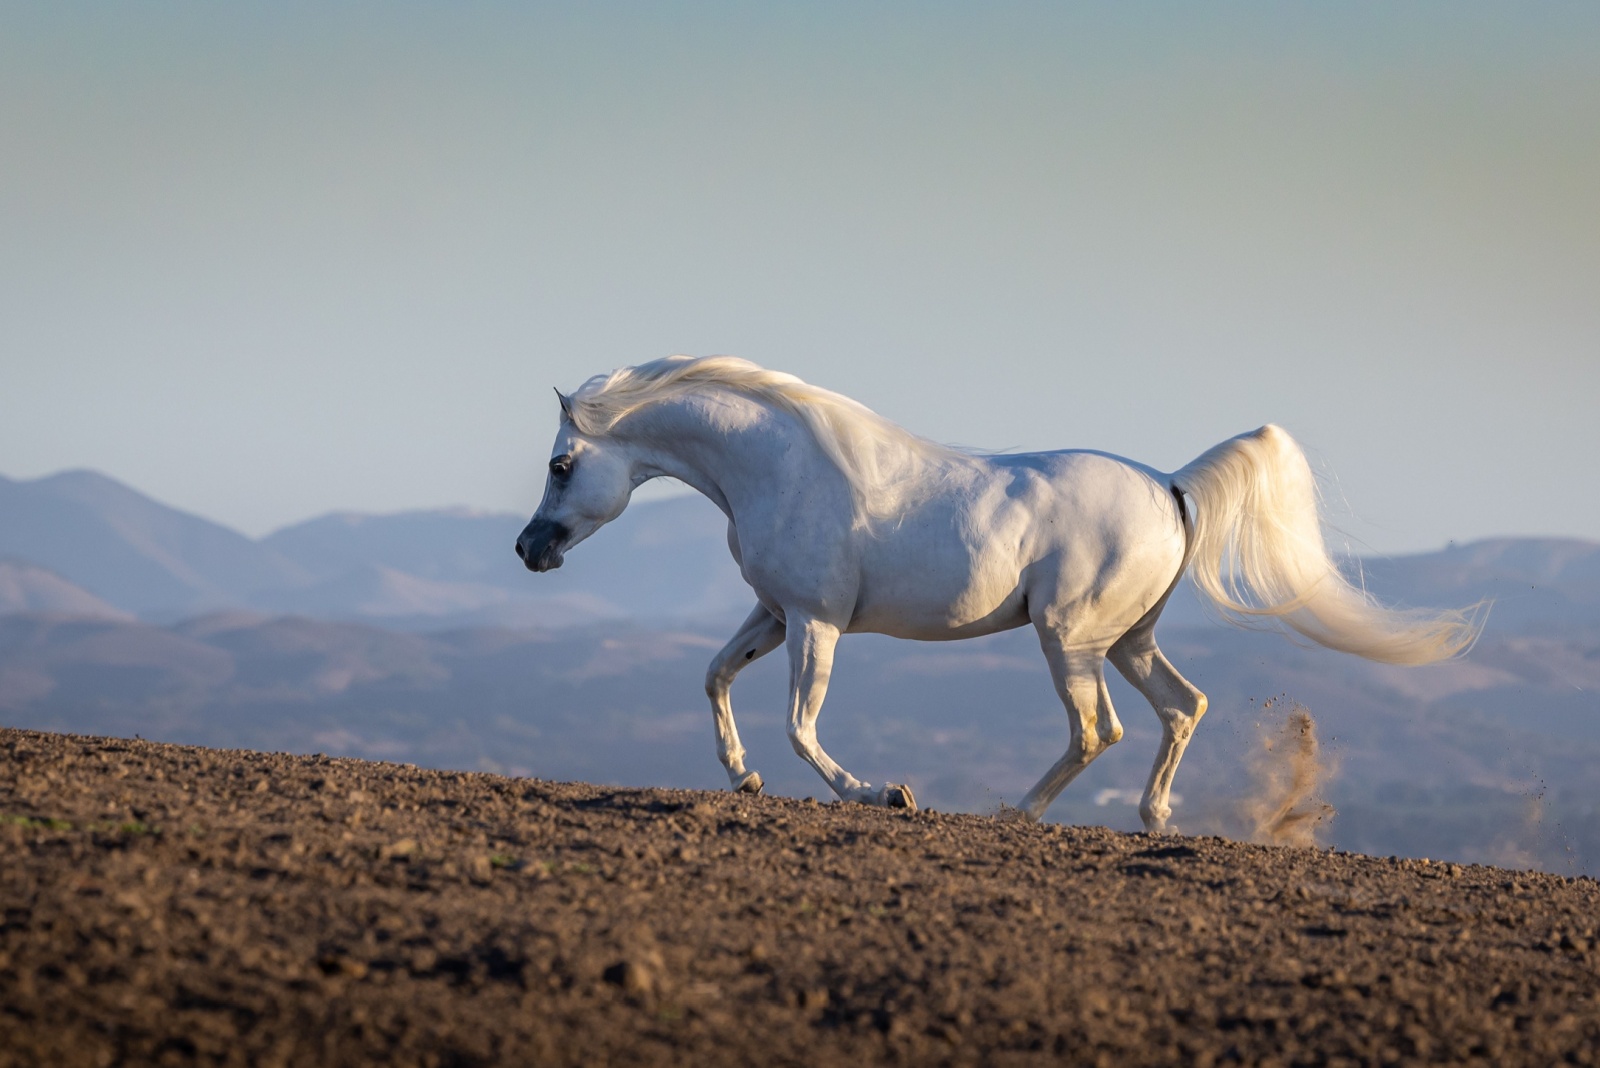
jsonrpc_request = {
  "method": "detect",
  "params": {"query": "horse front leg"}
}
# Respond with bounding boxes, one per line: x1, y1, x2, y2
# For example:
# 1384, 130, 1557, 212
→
704, 604, 787, 793
784, 614, 916, 811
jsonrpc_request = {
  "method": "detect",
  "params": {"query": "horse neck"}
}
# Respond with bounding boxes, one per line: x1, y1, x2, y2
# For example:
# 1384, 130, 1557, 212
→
619, 394, 843, 521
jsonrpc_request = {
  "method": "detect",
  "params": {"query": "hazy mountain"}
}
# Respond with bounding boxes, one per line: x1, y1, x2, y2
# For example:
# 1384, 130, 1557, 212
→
0, 560, 133, 621
263, 494, 753, 624
0, 471, 308, 617
1358, 537, 1600, 633
262, 508, 521, 585
8, 466, 1589, 635
0, 471, 749, 627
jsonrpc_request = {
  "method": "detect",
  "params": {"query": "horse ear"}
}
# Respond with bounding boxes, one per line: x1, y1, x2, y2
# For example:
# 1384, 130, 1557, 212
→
554, 388, 575, 423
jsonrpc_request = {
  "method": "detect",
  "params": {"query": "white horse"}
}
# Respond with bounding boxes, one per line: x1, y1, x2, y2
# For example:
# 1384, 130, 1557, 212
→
515, 356, 1479, 830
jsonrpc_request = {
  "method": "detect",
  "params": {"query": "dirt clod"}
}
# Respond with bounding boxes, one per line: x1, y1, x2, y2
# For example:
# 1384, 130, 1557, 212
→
2, 727, 1599, 1066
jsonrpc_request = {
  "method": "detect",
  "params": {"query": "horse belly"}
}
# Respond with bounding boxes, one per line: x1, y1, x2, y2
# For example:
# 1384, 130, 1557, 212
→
849, 592, 1031, 640
848, 539, 1032, 640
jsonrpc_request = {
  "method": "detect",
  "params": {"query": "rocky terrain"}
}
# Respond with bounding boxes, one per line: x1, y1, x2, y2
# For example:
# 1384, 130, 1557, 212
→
3, 726, 1599, 1066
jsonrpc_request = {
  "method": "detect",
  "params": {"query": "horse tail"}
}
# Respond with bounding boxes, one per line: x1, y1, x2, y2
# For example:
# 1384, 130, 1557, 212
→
1171, 424, 1484, 665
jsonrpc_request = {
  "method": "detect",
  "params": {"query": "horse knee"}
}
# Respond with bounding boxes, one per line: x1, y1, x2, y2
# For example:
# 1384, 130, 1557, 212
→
1158, 712, 1196, 744
704, 661, 735, 700
1158, 693, 1206, 741
1089, 709, 1124, 750
786, 720, 814, 756
1076, 730, 1114, 761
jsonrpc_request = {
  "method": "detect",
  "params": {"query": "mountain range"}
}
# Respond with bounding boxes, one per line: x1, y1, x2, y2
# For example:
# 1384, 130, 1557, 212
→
2, 468, 1598, 874
0, 470, 754, 627
9, 468, 1600, 633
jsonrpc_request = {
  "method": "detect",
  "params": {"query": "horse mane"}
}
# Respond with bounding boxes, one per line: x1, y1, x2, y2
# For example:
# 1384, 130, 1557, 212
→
566, 355, 975, 526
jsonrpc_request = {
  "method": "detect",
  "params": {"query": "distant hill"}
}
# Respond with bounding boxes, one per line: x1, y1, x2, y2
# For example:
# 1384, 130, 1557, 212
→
0, 471, 307, 617
0, 471, 750, 627
1358, 537, 1600, 633
261, 495, 753, 626
0, 560, 132, 621
262, 508, 527, 585
5, 466, 1594, 635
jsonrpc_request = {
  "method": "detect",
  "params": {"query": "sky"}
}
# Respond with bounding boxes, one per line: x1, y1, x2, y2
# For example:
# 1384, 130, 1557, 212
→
2, 3, 1597, 553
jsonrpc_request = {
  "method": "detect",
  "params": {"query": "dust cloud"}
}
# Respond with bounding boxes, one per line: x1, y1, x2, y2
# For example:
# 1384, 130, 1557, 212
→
1240, 700, 1337, 848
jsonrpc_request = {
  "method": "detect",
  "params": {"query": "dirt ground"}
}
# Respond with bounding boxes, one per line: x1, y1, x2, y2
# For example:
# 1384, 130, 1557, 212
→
2, 727, 1598, 1066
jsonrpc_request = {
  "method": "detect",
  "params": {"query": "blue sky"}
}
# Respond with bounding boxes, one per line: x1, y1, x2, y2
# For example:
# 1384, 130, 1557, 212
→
2, 3, 1596, 551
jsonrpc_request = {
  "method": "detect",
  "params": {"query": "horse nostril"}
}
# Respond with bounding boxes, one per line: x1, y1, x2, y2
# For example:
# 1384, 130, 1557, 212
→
514, 540, 526, 560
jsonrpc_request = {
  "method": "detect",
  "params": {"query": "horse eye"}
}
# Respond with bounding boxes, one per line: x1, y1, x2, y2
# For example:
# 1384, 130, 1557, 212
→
549, 455, 573, 476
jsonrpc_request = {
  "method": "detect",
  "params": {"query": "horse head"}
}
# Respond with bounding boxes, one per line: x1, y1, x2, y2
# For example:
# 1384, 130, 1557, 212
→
515, 389, 638, 572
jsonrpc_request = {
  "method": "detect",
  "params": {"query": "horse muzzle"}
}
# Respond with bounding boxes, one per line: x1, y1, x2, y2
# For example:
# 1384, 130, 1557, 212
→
515, 518, 570, 573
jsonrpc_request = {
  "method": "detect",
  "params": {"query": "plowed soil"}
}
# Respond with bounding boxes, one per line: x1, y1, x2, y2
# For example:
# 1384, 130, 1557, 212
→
2, 727, 1598, 1067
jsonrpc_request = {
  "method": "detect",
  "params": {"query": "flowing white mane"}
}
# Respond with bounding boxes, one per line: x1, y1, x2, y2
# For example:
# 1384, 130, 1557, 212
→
566, 355, 975, 524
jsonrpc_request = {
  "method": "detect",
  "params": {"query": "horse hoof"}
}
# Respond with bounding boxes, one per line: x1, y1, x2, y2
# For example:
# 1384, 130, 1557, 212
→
884, 783, 917, 811
735, 772, 764, 795
994, 803, 1033, 823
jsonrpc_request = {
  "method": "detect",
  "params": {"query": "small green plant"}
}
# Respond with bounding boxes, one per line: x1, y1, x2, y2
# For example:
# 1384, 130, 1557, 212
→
1, 815, 73, 831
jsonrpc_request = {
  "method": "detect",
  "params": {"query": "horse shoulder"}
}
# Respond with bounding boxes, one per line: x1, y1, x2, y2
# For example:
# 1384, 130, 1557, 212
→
723, 490, 863, 621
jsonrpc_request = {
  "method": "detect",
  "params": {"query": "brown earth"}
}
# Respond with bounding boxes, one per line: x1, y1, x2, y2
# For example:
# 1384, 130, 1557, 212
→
2, 727, 1598, 1067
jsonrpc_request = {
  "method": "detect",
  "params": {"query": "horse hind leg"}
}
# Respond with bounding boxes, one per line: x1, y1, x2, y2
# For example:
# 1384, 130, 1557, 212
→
1017, 630, 1122, 821
704, 604, 786, 793
1109, 628, 1208, 833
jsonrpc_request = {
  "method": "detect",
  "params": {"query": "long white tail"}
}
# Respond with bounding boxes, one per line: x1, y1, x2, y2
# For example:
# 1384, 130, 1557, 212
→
1172, 424, 1483, 665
